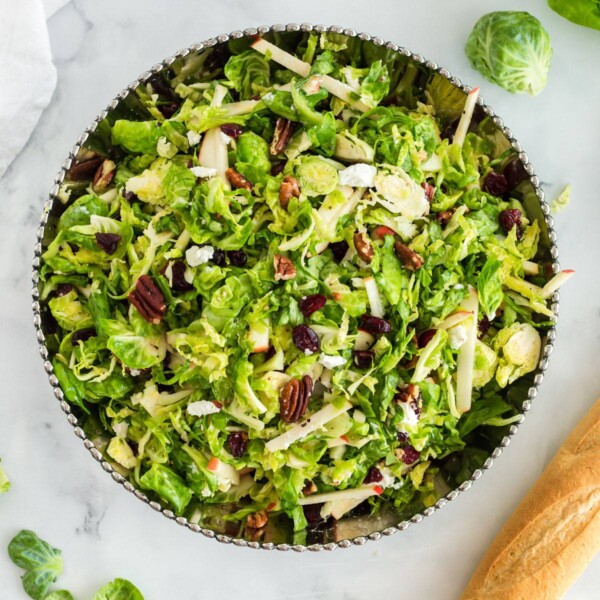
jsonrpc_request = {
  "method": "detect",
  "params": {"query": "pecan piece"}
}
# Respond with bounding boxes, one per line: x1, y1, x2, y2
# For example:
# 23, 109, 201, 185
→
247, 510, 268, 530
225, 167, 252, 191
128, 275, 166, 324
421, 181, 436, 201
273, 254, 296, 281
394, 241, 424, 270
279, 175, 300, 209
435, 210, 453, 226
354, 231, 374, 263
67, 155, 103, 181
279, 375, 313, 423
93, 159, 116, 192
270, 117, 295, 156
302, 481, 317, 496
394, 383, 420, 404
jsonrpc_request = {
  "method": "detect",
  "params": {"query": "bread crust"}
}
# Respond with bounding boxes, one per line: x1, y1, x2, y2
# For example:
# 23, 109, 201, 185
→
461, 400, 600, 600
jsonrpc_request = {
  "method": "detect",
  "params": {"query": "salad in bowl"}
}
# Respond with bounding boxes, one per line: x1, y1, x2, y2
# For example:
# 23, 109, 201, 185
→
36, 27, 571, 547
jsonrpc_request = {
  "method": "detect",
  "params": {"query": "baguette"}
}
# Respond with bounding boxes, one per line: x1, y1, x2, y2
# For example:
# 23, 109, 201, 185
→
461, 398, 600, 600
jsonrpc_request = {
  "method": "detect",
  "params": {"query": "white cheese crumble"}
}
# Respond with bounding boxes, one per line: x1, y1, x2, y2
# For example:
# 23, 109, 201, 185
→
186, 130, 201, 146
379, 466, 403, 490
400, 401, 420, 427
318, 353, 347, 369
448, 324, 468, 350
189, 166, 217, 178
185, 245, 215, 267
187, 400, 220, 417
129, 369, 141, 377
338, 163, 377, 188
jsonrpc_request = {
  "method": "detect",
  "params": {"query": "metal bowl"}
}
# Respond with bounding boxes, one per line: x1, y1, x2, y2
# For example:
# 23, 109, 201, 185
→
31, 24, 560, 551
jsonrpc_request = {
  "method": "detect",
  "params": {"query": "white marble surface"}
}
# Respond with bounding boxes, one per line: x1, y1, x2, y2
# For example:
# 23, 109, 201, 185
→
0, 1, 599, 598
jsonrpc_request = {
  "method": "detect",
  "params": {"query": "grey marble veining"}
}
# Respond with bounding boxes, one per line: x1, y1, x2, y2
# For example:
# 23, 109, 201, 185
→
0, 0, 599, 598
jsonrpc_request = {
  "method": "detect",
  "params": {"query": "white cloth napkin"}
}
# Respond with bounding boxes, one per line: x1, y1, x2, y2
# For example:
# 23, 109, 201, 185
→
0, 0, 70, 179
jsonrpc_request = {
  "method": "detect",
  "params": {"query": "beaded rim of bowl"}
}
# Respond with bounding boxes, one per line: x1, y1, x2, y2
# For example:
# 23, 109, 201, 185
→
31, 23, 560, 552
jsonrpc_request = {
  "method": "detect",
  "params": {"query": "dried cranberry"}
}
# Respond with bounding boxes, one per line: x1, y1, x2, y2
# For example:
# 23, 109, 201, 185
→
353, 350, 374, 369
303, 503, 325, 526
503, 159, 528, 189
498, 208, 523, 240
228, 250, 247, 267
397, 431, 409, 445
478, 315, 491, 337
270, 161, 286, 176
210, 248, 226, 266
299, 294, 326, 318
329, 240, 349, 263
482, 172, 508, 197
95, 232, 121, 255
400, 444, 420, 465
55, 283, 73, 297
71, 327, 96, 344
169, 260, 194, 292
363, 467, 383, 484
421, 181, 436, 201
147, 74, 177, 100
158, 101, 180, 119
358, 315, 392, 336
417, 329, 436, 348
227, 431, 249, 458
220, 123, 243, 139
123, 190, 139, 202
292, 324, 320, 354
264, 346, 276, 361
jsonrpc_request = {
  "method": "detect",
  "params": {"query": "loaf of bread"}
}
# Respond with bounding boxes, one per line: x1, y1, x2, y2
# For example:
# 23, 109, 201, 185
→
461, 398, 600, 600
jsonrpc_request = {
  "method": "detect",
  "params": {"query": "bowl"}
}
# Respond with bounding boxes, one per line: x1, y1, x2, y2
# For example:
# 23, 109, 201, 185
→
31, 24, 560, 551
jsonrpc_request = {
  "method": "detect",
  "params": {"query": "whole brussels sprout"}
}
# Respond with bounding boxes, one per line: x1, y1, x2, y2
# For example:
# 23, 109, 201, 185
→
465, 11, 552, 95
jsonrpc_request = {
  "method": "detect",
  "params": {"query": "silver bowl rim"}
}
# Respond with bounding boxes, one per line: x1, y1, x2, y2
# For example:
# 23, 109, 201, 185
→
31, 23, 560, 552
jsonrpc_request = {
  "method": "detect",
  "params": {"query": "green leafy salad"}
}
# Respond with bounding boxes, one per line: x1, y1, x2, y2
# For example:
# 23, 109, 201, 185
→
39, 32, 572, 541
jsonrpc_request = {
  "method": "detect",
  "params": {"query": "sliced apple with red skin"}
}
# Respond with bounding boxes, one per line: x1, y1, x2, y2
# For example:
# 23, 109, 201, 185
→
454, 87, 479, 148
456, 286, 479, 414
250, 38, 370, 112
541, 269, 575, 299
248, 318, 270, 353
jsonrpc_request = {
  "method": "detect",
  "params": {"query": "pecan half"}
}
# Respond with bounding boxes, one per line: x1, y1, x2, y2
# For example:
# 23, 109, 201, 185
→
225, 167, 252, 191
354, 231, 374, 263
302, 481, 317, 496
270, 118, 295, 156
68, 155, 103, 181
279, 175, 300, 209
435, 210, 453, 226
128, 275, 166, 324
273, 254, 296, 281
279, 375, 313, 423
421, 181, 436, 201
247, 509, 268, 529
93, 159, 116, 192
394, 383, 420, 404
394, 241, 424, 270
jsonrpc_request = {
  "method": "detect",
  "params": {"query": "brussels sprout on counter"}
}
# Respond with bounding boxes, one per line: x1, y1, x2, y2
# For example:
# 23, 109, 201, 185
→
465, 11, 553, 95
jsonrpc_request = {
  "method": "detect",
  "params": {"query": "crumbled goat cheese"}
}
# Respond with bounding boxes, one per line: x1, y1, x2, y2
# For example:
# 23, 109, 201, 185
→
186, 130, 202, 146
338, 163, 377, 188
400, 401, 420, 427
448, 324, 468, 350
185, 245, 215, 267
318, 353, 347, 369
189, 166, 217, 178
187, 401, 220, 417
